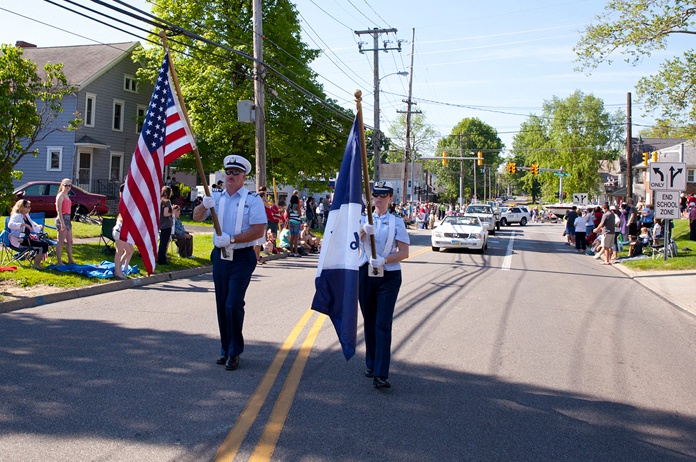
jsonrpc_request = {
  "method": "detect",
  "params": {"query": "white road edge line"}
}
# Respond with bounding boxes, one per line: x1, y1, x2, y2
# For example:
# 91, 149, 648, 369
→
502, 231, 515, 270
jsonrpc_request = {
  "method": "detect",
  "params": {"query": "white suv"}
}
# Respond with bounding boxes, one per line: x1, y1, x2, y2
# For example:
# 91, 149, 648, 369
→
500, 206, 529, 226
464, 204, 496, 235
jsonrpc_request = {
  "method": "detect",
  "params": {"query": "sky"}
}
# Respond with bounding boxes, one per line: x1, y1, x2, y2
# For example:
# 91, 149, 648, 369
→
1, 0, 689, 156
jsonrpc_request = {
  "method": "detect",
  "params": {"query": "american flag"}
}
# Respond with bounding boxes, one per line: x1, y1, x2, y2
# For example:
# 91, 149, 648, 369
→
119, 53, 195, 275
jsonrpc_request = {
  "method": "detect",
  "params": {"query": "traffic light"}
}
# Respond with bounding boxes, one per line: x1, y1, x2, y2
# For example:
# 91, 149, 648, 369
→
442, 151, 448, 166
477, 151, 483, 166
642, 152, 649, 165
507, 162, 516, 174
652, 151, 659, 162
531, 164, 539, 175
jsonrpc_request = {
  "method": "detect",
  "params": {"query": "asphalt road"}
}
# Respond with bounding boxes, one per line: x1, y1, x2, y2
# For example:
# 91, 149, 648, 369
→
1, 222, 696, 461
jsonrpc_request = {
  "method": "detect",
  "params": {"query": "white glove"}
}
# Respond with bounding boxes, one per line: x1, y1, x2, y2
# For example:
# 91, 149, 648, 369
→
213, 232, 231, 248
362, 223, 375, 235
370, 255, 385, 268
202, 195, 215, 209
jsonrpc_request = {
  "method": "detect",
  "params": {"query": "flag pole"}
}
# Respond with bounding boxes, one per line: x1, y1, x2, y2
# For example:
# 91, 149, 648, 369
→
159, 32, 226, 245
354, 91, 378, 266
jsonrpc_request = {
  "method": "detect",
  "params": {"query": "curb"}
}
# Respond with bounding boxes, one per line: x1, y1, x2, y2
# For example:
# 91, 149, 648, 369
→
0, 250, 293, 315
0, 265, 212, 314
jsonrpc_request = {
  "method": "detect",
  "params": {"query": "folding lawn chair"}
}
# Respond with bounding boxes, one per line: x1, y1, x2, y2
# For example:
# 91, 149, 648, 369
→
99, 217, 117, 254
28, 212, 58, 263
0, 221, 40, 268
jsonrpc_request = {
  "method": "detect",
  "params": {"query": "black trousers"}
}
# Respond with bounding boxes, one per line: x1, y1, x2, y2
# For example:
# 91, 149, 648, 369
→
158, 227, 172, 264
358, 264, 402, 379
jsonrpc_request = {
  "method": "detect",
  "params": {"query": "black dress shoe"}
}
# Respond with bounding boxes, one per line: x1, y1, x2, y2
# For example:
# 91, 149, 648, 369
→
373, 377, 391, 389
364, 369, 374, 378
225, 355, 240, 371
216, 356, 228, 365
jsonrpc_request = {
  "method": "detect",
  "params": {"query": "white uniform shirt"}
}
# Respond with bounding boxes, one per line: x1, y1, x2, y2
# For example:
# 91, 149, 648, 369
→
359, 211, 410, 271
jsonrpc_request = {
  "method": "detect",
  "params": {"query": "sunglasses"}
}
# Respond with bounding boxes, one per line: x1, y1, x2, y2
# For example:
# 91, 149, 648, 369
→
63, 184, 72, 187
224, 168, 245, 176
372, 193, 389, 198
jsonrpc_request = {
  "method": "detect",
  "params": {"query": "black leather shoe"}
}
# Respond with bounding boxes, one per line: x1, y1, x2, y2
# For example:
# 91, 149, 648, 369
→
364, 369, 374, 378
216, 356, 228, 365
373, 377, 391, 389
225, 355, 240, 371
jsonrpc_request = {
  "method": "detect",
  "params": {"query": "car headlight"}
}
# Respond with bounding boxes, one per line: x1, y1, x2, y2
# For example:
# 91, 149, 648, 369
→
434, 232, 443, 238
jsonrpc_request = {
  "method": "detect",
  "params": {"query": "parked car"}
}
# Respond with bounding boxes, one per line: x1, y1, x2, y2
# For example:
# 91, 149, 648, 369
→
14, 181, 109, 218
431, 214, 487, 253
500, 206, 529, 226
486, 201, 501, 230
464, 204, 496, 235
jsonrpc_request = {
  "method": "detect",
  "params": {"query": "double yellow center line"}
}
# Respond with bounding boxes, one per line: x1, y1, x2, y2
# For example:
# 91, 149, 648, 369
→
214, 245, 427, 461
213, 309, 326, 462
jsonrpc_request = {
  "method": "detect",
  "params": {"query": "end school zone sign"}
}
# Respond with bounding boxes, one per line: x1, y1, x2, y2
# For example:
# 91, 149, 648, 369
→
654, 191, 681, 219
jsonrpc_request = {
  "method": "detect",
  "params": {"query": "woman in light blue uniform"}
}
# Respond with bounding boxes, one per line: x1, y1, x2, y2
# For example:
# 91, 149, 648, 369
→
359, 181, 410, 389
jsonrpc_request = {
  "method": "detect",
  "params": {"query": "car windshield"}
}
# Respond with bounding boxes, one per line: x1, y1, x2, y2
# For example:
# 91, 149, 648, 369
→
444, 216, 480, 227
465, 206, 491, 214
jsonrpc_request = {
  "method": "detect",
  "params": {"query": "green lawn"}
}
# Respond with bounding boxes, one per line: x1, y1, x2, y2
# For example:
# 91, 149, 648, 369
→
619, 218, 696, 271
1, 216, 215, 300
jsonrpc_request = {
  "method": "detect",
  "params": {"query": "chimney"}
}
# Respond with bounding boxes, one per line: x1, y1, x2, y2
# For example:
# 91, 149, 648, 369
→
15, 41, 37, 48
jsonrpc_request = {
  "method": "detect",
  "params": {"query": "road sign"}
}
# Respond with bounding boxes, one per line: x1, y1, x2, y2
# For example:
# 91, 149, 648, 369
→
649, 162, 687, 191
654, 190, 681, 219
572, 193, 588, 205
553, 172, 570, 177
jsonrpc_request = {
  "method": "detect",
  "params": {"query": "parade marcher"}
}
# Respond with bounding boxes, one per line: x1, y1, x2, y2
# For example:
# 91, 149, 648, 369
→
193, 155, 266, 371
358, 181, 410, 389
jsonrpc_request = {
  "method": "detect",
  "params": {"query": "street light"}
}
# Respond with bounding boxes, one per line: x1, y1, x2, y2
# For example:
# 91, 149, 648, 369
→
373, 71, 408, 182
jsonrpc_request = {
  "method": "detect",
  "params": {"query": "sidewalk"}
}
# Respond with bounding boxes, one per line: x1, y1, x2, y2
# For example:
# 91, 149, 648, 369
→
612, 263, 696, 317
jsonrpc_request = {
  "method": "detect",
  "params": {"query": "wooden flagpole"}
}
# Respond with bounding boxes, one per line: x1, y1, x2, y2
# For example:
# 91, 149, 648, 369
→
160, 32, 227, 255
354, 91, 378, 268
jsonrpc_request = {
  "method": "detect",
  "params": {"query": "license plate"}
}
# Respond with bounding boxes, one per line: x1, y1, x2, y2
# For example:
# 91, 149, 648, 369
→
451, 240, 463, 245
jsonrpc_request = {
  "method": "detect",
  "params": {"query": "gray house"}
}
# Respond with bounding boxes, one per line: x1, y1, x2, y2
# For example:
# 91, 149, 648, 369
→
15, 41, 150, 209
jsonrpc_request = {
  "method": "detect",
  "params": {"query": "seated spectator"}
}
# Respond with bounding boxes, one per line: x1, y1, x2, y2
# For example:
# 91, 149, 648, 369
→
172, 205, 193, 257
263, 230, 281, 254
7, 199, 48, 269
640, 205, 655, 229
278, 223, 291, 251
300, 223, 321, 253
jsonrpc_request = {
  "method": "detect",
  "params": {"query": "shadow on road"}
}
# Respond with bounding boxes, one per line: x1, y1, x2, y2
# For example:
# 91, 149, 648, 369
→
1, 311, 694, 461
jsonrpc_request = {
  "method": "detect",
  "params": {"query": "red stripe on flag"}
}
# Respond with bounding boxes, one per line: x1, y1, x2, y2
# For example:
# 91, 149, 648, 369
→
118, 54, 195, 275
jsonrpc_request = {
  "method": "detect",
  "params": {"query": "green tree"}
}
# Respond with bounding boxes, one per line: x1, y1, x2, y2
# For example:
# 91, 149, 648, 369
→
138, 0, 353, 191
427, 118, 503, 204
638, 119, 696, 139
574, 0, 696, 128
512, 91, 624, 202
0, 44, 79, 211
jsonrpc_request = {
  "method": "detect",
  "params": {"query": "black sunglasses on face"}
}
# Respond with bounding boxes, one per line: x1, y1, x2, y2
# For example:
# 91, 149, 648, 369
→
225, 168, 245, 176
372, 193, 389, 198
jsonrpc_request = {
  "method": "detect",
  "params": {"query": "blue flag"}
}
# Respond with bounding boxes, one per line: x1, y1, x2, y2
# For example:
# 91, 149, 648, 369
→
312, 116, 363, 360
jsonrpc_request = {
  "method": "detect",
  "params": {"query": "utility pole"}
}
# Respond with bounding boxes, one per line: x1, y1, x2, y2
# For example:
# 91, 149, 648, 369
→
356, 27, 401, 181
399, 29, 417, 203
626, 92, 633, 200
253, 0, 266, 189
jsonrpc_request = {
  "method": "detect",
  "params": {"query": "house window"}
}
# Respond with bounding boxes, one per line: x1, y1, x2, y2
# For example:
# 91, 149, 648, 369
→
124, 75, 138, 93
85, 93, 96, 127
113, 99, 125, 131
46, 147, 62, 171
688, 169, 695, 183
136, 104, 147, 133
110, 152, 124, 182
